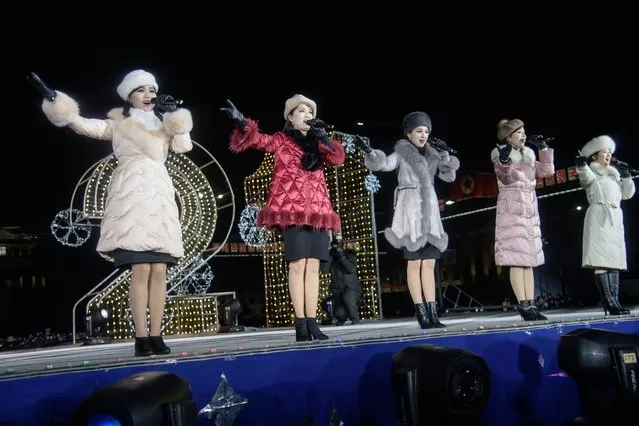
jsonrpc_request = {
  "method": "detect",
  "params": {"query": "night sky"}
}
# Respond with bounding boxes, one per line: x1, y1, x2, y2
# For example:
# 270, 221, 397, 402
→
2, 45, 638, 333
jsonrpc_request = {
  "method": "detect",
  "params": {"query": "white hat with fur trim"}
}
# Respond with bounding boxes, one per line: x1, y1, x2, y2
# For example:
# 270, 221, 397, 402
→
283, 94, 317, 120
581, 135, 616, 158
116, 70, 158, 101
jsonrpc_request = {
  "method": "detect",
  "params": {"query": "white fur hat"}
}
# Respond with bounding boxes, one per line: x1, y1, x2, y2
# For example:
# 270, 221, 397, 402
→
283, 94, 316, 120
581, 135, 616, 158
116, 69, 158, 101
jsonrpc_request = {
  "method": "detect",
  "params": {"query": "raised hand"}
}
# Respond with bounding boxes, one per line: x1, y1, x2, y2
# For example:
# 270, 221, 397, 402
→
575, 150, 588, 167
153, 94, 180, 113
220, 99, 246, 130
353, 135, 372, 154
612, 158, 631, 178
307, 118, 332, 148
527, 134, 551, 150
498, 143, 512, 165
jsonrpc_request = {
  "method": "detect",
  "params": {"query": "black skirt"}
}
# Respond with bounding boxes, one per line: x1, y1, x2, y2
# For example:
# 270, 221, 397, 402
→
403, 243, 441, 261
113, 249, 178, 268
282, 226, 330, 262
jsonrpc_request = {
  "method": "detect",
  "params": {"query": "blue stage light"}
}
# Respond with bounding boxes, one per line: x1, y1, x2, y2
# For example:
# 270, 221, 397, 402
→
86, 414, 121, 426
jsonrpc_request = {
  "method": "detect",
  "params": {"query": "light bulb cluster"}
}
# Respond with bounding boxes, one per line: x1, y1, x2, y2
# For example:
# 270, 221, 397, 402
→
244, 133, 381, 327
84, 151, 219, 339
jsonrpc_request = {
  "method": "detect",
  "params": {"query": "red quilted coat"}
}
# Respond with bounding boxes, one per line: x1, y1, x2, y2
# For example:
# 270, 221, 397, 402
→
230, 118, 345, 233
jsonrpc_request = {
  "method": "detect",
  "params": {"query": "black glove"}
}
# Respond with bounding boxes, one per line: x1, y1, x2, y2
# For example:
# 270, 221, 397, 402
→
497, 144, 512, 165
613, 159, 632, 178
429, 138, 449, 153
220, 99, 246, 131
334, 246, 345, 257
527, 135, 550, 150
153, 94, 180, 113
575, 151, 588, 167
307, 118, 332, 148
353, 135, 372, 154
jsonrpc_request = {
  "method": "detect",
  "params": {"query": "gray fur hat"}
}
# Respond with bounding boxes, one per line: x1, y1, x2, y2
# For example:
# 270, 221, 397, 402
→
402, 111, 432, 135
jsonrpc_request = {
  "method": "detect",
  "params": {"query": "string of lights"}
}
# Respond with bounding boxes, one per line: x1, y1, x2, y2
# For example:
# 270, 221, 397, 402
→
441, 174, 639, 221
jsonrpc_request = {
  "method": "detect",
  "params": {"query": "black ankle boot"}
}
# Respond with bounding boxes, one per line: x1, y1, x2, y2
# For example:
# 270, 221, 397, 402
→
426, 302, 446, 328
527, 299, 547, 320
594, 273, 625, 315
149, 336, 171, 355
415, 303, 434, 329
608, 271, 630, 315
295, 317, 311, 342
516, 300, 535, 321
307, 317, 329, 341
135, 337, 153, 357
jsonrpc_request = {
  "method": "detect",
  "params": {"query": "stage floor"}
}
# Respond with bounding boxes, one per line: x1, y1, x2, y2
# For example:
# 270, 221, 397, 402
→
2, 306, 638, 380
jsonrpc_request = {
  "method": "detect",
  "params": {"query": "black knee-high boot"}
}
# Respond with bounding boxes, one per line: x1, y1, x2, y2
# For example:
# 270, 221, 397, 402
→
594, 273, 624, 315
608, 271, 630, 315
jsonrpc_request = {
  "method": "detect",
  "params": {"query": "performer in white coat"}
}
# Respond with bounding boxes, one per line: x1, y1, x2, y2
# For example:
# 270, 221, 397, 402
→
576, 135, 635, 315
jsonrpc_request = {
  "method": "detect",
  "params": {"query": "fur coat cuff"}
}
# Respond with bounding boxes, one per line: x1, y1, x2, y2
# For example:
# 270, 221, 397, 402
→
41, 91, 79, 127
163, 108, 193, 136
229, 118, 259, 153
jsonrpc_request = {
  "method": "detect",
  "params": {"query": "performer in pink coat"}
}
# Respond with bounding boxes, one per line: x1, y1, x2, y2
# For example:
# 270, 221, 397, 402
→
491, 119, 555, 321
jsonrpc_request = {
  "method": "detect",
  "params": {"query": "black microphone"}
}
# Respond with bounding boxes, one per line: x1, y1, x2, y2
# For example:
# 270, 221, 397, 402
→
26, 72, 56, 102
429, 137, 458, 154
612, 158, 639, 174
528, 134, 555, 143
304, 118, 334, 130
151, 95, 184, 106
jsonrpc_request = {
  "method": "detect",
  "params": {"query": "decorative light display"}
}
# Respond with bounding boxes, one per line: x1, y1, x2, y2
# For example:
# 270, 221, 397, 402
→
243, 131, 382, 327
50, 208, 93, 247
80, 150, 219, 339
171, 255, 214, 296
124, 295, 220, 336
364, 173, 381, 194
238, 204, 270, 247
340, 133, 357, 155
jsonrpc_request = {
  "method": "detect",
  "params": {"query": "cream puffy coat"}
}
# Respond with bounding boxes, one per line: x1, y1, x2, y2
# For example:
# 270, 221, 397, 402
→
42, 91, 193, 262
578, 162, 635, 270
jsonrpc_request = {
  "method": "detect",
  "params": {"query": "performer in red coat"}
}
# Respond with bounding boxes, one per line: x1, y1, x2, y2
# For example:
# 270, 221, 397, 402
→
222, 94, 345, 341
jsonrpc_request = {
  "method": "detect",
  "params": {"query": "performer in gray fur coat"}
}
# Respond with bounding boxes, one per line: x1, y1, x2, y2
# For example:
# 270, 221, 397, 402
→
353, 112, 460, 328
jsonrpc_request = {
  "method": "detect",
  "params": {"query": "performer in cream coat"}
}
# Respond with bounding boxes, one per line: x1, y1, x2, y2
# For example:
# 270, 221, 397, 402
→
576, 135, 635, 315
40, 70, 193, 356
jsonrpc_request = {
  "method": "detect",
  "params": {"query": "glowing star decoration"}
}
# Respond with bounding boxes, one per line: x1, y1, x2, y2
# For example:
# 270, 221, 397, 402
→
199, 373, 248, 425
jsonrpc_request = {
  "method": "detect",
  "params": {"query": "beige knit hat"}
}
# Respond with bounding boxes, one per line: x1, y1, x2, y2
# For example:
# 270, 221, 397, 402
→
283, 94, 317, 120
497, 118, 524, 142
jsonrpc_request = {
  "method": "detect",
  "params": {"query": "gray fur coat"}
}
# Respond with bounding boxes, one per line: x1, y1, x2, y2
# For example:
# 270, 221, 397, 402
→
364, 139, 460, 252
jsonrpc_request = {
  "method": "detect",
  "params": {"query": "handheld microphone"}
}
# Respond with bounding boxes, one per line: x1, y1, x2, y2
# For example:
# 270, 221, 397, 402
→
304, 118, 334, 130
151, 95, 184, 106
26, 72, 56, 102
612, 158, 639, 174
528, 134, 555, 143
429, 137, 458, 154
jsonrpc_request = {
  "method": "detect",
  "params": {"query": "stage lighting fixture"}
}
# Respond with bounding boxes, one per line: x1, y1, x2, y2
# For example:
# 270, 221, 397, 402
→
84, 307, 113, 345
71, 371, 197, 426
219, 298, 245, 333
391, 344, 490, 426
558, 328, 639, 424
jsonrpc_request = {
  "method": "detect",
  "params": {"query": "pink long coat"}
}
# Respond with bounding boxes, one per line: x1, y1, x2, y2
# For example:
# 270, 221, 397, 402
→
490, 146, 555, 267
